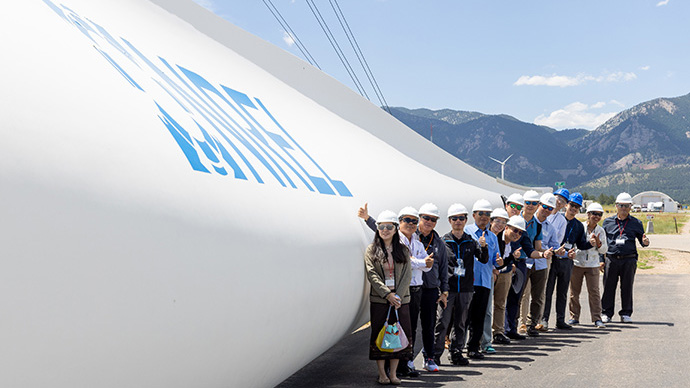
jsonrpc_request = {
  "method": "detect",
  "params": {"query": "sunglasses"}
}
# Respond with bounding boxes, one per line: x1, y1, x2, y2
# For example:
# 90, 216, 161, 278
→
475, 211, 491, 217
617, 204, 631, 208
400, 217, 418, 225
421, 215, 438, 223
590, 212, 603, 217
449, 215, 467, 222
509, 226, 523, 235
569, 203, 581, 209
525, 201, 539, 206
541, 204, 554, 211
509, 203, 523, 211
377, 224, 396, 231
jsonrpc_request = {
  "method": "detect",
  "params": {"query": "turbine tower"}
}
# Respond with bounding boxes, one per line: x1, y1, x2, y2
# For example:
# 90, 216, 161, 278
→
489, 154, 513, 180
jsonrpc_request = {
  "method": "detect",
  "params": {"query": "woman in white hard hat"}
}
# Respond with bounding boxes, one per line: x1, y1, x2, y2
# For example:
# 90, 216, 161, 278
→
489, 208, 513, 345
569, 202, 608, 328
364, 210, 413, 385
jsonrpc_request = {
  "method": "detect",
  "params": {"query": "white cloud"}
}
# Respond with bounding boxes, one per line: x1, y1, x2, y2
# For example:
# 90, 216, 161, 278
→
657, 0, 670, 7
609, 99, 626, 107
514, 71, 637, 87
282, 31, 295, 47
534, 101, 619, 130
640, 65, 651, 71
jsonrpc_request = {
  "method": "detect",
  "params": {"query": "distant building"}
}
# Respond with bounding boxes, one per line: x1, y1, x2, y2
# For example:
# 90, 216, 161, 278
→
632, 191, 679, 213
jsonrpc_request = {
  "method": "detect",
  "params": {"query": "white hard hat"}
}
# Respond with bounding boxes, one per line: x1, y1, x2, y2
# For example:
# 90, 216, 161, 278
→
398, 206, 419, 219
615, 192, 633, 204
472, 199, 493, 212
376, 210, 399, 224
540, 193, 557, 208
447, 203, 468, 217
587, 202, 604, 213
419, 203, 440, 218
507, 215, 527, 232
506, 193, 525, 206
490, 208, 510, 220
524, 190, 540, 202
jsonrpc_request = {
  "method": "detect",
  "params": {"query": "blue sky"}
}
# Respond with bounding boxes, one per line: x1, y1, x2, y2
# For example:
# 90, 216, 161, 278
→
192, 0, 689, 130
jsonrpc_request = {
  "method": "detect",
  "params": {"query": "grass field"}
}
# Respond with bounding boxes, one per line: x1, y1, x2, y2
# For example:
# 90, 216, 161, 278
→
575, 210, 688, 235
637, 249, 665, 269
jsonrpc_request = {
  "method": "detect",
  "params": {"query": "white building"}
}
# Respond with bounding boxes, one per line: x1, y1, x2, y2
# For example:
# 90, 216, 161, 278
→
632, 191, 679, 212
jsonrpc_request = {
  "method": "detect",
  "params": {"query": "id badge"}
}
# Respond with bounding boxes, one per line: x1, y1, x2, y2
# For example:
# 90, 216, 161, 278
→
616, 238, 625, 245
526, 262, 534, 269
564, 243, 573, 250
454, 266, 466, 277
385, 279, 395, 287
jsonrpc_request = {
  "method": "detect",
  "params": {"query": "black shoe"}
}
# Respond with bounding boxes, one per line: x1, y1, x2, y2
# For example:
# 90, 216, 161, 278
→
467, 350, 485, 360
527, 327, 541, 337
396, 364, 409, 378
493, 333, 511, 345
556, 321, 573, 330
505, 331, 527, 340
433, 357, 441, 367
450, 352, 470, 366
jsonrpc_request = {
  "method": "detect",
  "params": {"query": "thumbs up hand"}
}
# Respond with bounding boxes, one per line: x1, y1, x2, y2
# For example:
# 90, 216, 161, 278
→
357, 202, 369, 220
556, 244, 566, 257
425, 253, 435, 268
642, 233, 650, 246
513, 247, 522, 259
496, 252, 504, 267
479, 231, 487, 247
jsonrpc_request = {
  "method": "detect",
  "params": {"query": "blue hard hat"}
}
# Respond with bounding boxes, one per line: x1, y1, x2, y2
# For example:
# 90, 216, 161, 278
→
569, 192, 584, 207
554, 188, 570, 200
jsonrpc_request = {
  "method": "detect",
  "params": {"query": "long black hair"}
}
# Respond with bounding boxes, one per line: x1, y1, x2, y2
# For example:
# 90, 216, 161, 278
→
373, 225, 407, 264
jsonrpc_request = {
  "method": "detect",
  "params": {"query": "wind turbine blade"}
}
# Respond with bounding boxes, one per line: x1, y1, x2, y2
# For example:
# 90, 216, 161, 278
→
489, 156, 502, 164
503, 154, 513, 163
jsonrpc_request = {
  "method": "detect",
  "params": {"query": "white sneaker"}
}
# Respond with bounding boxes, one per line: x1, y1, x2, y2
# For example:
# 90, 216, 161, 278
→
423, 358, 439, 372
601, 314, 610, 323
620, 315, 633, 323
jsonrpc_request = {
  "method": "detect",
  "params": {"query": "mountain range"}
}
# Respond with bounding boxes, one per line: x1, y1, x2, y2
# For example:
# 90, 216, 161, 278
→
390, 92, 690, 203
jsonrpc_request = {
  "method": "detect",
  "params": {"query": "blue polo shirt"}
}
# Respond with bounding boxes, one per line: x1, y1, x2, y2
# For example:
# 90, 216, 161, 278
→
520, 213, 543, 268
464, 223, 499, 289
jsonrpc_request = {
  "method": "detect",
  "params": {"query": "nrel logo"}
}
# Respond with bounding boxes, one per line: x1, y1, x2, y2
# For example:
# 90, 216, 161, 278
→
43, 0, 352, 197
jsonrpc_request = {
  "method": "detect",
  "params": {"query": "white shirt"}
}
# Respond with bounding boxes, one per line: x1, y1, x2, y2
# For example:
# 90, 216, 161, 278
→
574, 222, 608, 268
399, 232, 431, 286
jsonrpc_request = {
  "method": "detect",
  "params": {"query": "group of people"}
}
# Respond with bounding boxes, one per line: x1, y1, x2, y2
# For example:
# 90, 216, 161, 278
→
361, 189, 649, 385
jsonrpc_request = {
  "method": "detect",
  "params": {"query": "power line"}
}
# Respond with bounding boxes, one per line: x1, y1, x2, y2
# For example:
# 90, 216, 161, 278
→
262, 0, 321, 70
328, 0, 390, 113
306, 0, 369, 99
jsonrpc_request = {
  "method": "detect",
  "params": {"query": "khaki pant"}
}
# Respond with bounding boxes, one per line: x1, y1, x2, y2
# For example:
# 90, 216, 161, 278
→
569, 266, 602, 322
519, 266, 549, 327
492, 271, 512, 335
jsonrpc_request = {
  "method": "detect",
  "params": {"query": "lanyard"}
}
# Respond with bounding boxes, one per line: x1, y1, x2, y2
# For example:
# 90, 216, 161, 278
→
616, 218, 629, 238
385, 253, 395, 280
564, 220, 573, 243
423, 232, 434, 251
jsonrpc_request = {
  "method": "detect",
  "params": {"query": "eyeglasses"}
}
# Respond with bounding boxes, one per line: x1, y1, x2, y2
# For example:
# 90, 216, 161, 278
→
377, 224, 396, 231
508, 203, 523, 211
449, 215, 467, 222
590, 212, 603, 217
509, 226, 523, 235
400, 217, 418, 225
569, 203, 581, 209
475, 211, 491, 217
492, 219, 507, 225
421, 215, 438, 223
541, 204, 554, 211
617, 203, 631, 208
525, 201, 539, 206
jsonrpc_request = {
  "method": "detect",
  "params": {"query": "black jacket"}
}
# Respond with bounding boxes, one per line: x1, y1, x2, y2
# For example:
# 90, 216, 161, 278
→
442, 231, 488, 293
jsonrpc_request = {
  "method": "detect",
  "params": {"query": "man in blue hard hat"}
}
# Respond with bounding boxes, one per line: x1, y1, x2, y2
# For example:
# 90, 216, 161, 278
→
542, 193, 597, 330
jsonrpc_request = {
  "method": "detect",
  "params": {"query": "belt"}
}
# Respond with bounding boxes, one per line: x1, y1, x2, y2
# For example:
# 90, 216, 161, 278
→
409, 285, 423, 291
609, 254, 637, 259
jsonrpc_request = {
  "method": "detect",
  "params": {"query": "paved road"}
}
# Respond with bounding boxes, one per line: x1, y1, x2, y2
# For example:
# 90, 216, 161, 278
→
278, 274, 689, 387
648, 235, 690, 252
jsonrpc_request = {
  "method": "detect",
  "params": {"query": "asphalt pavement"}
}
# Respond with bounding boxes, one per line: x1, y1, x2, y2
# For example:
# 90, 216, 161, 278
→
278, 274, 689, 387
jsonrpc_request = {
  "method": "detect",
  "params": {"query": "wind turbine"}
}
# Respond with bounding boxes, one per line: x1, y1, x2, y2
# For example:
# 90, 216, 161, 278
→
489, 154, 513, 180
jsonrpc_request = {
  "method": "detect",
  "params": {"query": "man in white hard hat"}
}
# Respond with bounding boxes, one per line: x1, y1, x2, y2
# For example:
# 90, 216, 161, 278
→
518, 193, 556, 336
601, 193, 649, 324
569, 202, 608, 328
464, 199, 499, 359
358, 204, 433, 377
505, 193, 525, 218
416, 203, 450, 372
435, 203, 488, 366
490, 209, 518, 345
